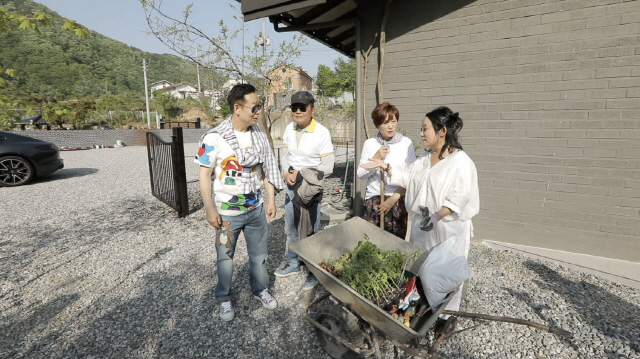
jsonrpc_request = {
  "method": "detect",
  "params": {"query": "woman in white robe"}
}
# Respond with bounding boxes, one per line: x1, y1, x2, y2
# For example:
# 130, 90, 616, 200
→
399, 146, 479, 256
361, 106, 479, 334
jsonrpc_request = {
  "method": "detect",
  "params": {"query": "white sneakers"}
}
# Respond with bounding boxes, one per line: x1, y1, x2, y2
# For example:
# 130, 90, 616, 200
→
219, 301, 234, 321
254, 289, 278, 310
219, 289, 277, 321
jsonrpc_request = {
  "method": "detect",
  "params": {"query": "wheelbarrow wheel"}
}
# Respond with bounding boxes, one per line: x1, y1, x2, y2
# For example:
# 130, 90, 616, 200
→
315, 304, 364, 359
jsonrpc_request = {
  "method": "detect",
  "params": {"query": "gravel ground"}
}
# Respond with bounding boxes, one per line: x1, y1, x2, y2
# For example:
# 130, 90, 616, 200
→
1, 144, 639, 359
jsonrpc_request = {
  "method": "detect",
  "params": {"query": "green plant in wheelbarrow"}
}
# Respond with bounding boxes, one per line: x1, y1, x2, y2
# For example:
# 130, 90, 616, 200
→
321, 237, 420, 308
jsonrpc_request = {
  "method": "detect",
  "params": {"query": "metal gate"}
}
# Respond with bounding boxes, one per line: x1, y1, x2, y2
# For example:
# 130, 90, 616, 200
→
146, 127, 189, 217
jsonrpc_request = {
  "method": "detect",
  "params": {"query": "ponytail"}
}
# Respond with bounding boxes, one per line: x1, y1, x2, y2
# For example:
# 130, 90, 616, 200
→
425, 106, 463, 159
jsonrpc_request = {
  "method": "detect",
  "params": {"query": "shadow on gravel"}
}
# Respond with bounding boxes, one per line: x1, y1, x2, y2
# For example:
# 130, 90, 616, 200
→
1, 196, 323, 358
5, 168, 99, 187
0, 293, 81, 357
50, 265, 318, 359
132, 246, 174, 273
40, 167, 99, 182
186, 180, 204, 214
0, 197, 174, 302
524, 261, 640, 354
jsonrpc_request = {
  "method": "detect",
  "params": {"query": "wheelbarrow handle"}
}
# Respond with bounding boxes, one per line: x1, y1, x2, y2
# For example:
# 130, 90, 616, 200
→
442, 310, 573, 338
548, 326, 573, 338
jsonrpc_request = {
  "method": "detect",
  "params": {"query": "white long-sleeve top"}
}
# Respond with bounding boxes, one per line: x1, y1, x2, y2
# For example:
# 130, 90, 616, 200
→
388, 149, 480, 256
357, 136, 416, 199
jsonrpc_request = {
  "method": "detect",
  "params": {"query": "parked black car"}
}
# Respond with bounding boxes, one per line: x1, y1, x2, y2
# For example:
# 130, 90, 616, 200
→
0, 131, 64, 187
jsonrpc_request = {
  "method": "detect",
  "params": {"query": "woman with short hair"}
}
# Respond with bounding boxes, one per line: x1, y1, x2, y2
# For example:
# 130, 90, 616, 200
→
357, 102, 417, 239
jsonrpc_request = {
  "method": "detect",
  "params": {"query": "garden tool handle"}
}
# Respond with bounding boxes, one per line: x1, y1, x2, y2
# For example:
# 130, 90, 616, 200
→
380, 174, 385, 229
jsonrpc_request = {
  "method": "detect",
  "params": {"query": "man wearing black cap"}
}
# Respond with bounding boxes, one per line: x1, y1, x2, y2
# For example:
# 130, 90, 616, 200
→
274, 90, 335, 290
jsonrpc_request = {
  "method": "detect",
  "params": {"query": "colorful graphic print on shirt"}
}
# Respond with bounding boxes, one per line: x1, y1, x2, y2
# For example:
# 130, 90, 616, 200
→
219, 155, 242, 186
196, 143, 215, 165
218, 154, 260, 211
221, 191, 261, 211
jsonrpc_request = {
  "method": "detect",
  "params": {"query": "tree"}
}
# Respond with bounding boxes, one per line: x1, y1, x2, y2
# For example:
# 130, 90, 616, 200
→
316, 58, 356, 99
316, 64, 341, 98
0, 3, 88, 129
140, 0, 307, 149
69, 97, 96, 129
152, 91, 182, 119
0, 5, 87, 37
41, 102, 70, 129
314, 58, 356, 129
217, 96, 231, 119
335, 58, 356, 96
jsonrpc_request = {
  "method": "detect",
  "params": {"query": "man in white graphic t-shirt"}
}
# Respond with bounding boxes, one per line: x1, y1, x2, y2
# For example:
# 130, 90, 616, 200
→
195, 84, 284, 321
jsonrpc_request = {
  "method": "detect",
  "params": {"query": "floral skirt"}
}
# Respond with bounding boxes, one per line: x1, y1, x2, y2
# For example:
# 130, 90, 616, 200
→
362, 196, 408, 240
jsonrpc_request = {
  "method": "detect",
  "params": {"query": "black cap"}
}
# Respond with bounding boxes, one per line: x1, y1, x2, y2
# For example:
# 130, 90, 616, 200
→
291, 91, 315, 105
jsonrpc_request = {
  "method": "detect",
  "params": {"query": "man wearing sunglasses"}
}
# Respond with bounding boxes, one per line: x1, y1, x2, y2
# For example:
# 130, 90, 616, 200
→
195, 83, 285, 322
274, 91, 335, 291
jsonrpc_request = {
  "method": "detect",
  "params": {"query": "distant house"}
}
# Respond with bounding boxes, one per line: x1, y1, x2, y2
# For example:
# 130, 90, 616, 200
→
149, 80, 174, 95
203, 79, 242, 111
222, 79, 241, 91
14, 114, 50, 131
150, 81, 200, 99
150, 79, 245, 112
268, 66, 313, 109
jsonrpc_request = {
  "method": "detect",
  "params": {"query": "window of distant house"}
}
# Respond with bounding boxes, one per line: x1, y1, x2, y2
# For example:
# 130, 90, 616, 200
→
284, 81, 293, 89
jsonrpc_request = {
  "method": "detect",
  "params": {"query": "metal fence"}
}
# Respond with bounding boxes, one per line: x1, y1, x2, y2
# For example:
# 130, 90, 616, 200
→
146, 127, 189, 217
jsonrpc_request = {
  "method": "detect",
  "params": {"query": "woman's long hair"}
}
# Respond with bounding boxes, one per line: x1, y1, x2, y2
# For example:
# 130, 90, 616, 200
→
426, 106, 463, 159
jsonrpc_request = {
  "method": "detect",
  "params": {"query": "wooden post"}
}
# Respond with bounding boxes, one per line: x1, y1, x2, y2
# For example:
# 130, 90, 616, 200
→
380, 173, 385, 230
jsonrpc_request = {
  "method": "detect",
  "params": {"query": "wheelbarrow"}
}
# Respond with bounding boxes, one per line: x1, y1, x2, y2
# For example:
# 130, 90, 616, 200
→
289, 217, 572, 359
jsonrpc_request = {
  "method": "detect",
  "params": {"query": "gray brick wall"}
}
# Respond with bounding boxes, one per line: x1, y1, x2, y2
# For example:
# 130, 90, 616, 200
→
359, 0, 640, 255
12, 129, 210, 148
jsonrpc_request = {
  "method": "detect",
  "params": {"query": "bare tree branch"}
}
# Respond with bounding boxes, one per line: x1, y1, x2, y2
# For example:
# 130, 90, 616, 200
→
140, 1, 244, 77
139, 1, 308, 149
376, 0, 393, 103
361, 32, 378, 140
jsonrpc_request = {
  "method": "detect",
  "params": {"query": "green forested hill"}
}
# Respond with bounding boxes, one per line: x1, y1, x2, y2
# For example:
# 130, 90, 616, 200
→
0, 0, 198, 101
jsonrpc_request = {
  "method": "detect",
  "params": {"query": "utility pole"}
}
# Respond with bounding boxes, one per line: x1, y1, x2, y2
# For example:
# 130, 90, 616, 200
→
258, 18, 270, 107
196, 47, 201, 93
211, 79, 216, 118
143, 58, 151, 128
262, 18, 267, 60
241, 15, 245, 83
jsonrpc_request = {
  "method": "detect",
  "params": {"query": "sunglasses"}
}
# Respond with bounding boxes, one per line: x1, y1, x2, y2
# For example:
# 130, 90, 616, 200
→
238, 103, 263, 114
291, 104, 309, 113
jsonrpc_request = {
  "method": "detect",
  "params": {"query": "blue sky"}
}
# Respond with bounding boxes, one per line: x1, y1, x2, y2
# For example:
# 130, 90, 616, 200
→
36, 0, 345, 77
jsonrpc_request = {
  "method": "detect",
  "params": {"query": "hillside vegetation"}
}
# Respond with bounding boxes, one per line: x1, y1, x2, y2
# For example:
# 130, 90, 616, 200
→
0, 0, 197, 102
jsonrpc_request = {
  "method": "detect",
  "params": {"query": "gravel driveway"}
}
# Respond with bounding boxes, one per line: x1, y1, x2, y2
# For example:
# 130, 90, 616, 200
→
1, 144, 638, 359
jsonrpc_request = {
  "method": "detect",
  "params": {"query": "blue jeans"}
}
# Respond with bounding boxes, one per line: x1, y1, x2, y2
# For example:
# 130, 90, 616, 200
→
285, 186, 321, 268
215, 203, 269, 302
